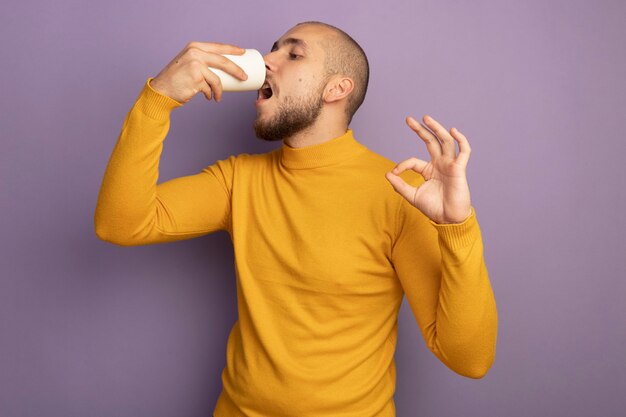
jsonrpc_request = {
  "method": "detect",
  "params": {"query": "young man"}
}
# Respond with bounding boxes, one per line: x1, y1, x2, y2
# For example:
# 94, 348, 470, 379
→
95, 21, 498, 417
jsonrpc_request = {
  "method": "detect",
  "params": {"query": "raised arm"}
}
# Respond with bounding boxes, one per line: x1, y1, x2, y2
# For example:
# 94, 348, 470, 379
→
94, 41, 250, 246
94, 78, 237, 245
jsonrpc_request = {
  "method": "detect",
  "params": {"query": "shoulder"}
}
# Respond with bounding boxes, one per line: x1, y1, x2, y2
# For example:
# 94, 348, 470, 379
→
208, 148, 278, 169
356, 145, 426, 189
237, 148, 279, 163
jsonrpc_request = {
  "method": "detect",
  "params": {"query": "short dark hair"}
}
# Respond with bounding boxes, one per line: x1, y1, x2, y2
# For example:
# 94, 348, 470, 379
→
296, 21, 370, 126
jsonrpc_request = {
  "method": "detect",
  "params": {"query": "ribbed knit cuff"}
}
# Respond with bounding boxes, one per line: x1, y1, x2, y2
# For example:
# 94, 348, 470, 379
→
135, 77, 184, 120
429, 206, 480, 251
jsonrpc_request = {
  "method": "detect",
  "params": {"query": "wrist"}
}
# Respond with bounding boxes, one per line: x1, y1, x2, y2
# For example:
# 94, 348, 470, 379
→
429, 207, 479, 251
147, 78, 183, 105
436, 207, 473, 225
149, 78, 169, 97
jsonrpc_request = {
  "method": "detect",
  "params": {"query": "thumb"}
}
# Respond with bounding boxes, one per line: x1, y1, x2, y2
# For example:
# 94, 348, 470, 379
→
385, 171, 416, 204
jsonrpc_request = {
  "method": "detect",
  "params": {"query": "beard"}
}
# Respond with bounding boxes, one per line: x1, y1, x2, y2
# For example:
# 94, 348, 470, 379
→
254, 82, 325, 142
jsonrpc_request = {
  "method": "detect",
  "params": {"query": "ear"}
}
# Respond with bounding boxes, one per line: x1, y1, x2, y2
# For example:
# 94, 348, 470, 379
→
324, 76, 354, 104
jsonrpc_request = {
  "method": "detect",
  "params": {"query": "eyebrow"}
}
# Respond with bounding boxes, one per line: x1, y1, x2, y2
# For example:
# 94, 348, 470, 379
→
270, 37, 310, 53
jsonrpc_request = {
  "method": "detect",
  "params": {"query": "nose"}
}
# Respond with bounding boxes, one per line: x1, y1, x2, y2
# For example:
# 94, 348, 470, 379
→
263, 51, 277, 73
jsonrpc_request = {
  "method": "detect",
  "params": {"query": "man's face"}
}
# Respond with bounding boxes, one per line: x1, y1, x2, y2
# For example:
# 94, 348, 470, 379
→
254, 24, 331, 142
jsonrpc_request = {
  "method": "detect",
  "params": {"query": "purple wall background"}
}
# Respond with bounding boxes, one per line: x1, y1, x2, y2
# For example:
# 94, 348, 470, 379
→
1, 0, 624, 415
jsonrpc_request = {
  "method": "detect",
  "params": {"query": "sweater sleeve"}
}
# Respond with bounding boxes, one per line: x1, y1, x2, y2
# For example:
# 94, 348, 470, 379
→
94, 77, 235, 246
390, 173, 498, 379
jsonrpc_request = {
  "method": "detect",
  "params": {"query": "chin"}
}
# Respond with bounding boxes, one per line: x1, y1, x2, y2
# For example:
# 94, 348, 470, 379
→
253, 119, 281, 142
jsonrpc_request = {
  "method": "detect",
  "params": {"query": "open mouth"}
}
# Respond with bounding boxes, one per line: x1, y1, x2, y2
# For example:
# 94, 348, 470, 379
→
257, 81, 274, 102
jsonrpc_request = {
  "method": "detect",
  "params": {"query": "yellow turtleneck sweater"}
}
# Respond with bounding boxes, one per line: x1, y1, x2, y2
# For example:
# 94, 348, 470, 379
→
95, 78, 498, 417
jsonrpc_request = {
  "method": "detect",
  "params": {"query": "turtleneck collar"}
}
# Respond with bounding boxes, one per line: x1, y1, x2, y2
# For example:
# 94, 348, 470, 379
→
279, 129, 367, 170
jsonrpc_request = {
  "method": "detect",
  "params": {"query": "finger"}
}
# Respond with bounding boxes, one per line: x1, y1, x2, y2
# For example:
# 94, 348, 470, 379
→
423, 115, 456, 158
385, 171, 417, 205
406, 116, 442, 159
200, 65, 223, 102
450, 127, 472, 166
187, 47, 248, 81
391, 157, 430, 177
188, 41, 246, 55
196, 65, 214, 101
203, 52, 249, 81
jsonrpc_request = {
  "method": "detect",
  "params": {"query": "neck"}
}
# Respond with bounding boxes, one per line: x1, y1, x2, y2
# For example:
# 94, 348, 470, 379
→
279, 128, 365, 170
282, 111, 348, 148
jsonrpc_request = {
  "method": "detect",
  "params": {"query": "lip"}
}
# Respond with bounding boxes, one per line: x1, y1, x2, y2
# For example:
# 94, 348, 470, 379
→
255, 79, 275, 106
255, 97, 270, 106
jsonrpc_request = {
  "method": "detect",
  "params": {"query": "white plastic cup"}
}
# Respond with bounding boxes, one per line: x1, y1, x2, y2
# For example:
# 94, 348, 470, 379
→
208, 49, 266, 92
